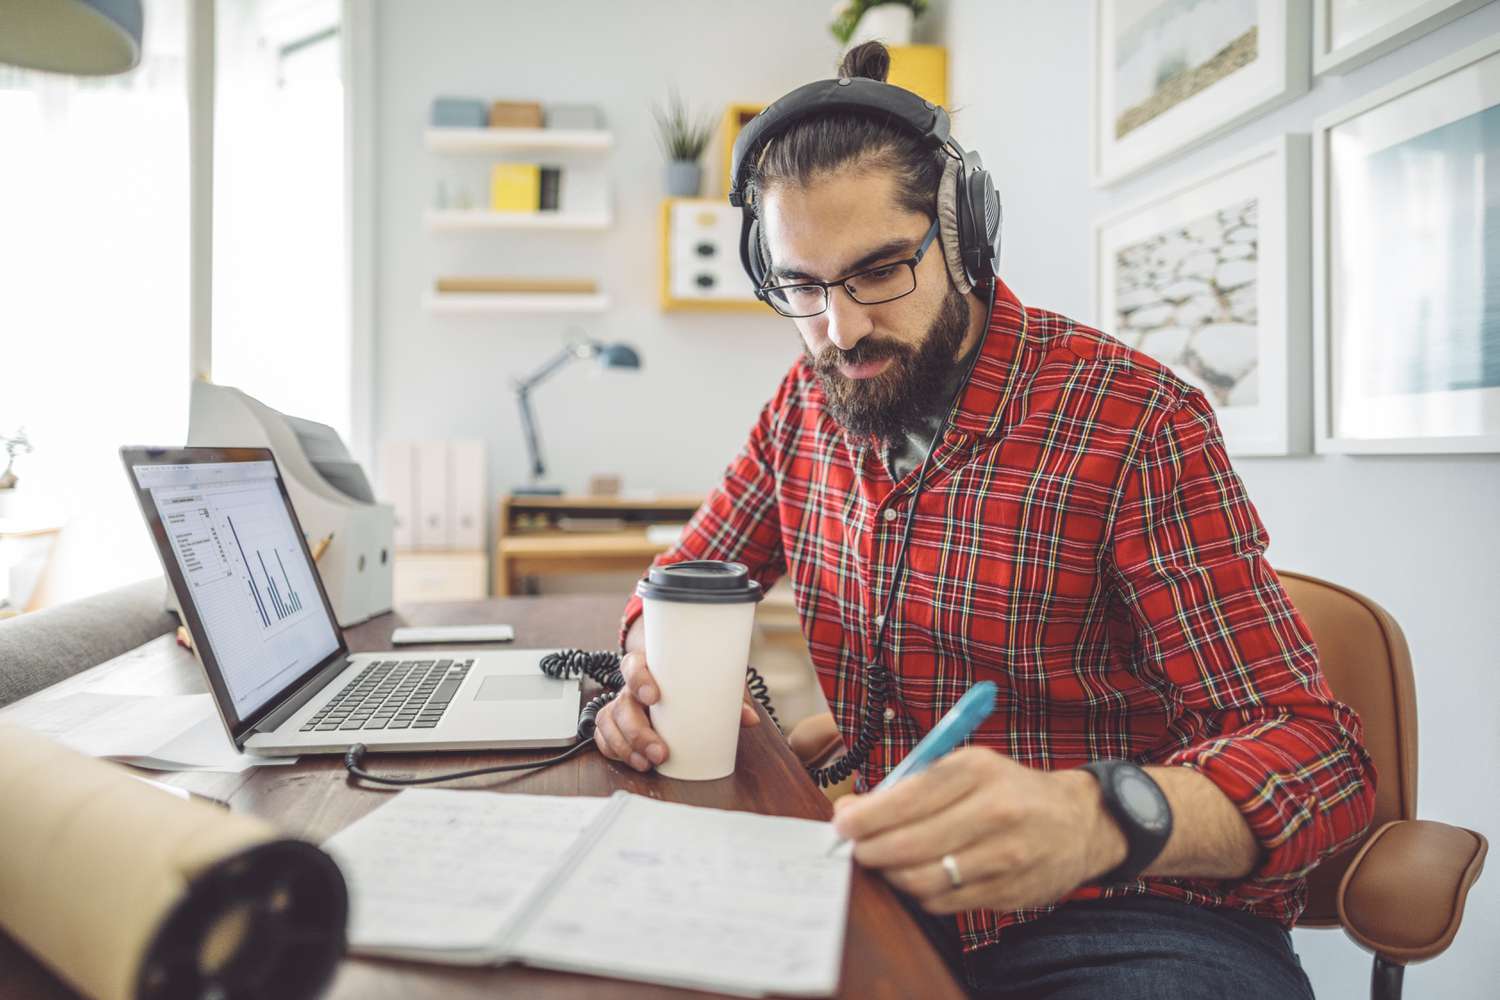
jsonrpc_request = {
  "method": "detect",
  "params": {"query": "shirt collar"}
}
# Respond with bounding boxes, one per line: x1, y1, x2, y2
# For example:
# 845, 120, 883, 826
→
947, 278, 1029, 439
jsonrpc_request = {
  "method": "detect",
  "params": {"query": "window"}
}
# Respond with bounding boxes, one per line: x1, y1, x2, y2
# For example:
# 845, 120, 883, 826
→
0, 0, 190, 604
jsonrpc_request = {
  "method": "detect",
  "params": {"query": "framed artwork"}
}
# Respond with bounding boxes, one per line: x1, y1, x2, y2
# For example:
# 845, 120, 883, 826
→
1090, 0, 1310, 186
1095, 135, 1312, 455
1314, 0, 1492, 76
1314, 32, 1500, 453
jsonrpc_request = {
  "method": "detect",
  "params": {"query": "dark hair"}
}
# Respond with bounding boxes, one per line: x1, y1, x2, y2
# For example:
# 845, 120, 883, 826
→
746, 41, 946, 220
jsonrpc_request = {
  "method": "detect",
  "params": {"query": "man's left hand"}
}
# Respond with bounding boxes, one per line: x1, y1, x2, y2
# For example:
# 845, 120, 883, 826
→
830, 747, 1125, 914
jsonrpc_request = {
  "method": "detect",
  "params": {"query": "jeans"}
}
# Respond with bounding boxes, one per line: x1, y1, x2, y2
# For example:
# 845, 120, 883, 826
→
904, 895, 1317, 1000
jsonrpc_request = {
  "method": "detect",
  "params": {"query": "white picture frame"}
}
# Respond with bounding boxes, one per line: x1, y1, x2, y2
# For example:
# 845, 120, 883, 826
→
1313, 31, 1500, 453
1313, 0, 1492, 76
1090, 0, 1310, 187
1094, 135, 1312, 455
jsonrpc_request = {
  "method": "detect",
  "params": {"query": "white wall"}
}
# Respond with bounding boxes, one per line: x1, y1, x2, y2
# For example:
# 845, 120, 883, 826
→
940, 2, 1500, 997
371, 0, 873, 507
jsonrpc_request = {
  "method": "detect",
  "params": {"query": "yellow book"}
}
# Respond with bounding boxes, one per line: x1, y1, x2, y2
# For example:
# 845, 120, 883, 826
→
490, 163, 540, 212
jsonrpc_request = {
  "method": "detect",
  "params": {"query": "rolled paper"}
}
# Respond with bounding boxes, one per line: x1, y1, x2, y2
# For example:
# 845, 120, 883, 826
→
0, 725, 347, 1000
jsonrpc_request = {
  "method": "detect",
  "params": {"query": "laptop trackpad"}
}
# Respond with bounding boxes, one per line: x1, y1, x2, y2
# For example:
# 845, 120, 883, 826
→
474, 675, 568, 701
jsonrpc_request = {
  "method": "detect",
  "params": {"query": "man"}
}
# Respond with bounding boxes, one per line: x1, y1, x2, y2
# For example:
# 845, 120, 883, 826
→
595, 43, 1374, 998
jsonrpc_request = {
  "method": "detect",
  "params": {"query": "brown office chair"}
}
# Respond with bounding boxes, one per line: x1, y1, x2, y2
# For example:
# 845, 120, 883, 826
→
1278, 570, 1486, 1000
788, 570, 1486, 1000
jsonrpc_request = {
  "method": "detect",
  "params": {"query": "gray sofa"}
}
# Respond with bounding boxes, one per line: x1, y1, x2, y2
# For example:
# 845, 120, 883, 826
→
0, 577, 177, 708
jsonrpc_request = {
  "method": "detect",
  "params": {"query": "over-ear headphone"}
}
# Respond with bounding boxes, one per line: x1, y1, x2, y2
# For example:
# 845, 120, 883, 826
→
728, 75, 1003, 295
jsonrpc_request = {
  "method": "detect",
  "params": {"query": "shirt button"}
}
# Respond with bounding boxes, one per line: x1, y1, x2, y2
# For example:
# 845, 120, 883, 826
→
882, 508, 898, 522
883, 707, 897, 722
874, 614, 886, 629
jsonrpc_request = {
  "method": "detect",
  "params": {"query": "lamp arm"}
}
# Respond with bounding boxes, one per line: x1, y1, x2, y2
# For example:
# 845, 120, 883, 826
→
515, 386, 546, 481
515, 342, 596, 393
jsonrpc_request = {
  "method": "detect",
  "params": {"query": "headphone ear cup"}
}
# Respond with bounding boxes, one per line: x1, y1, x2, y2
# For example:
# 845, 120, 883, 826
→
740, 212, 768, 288
963, 167, 1002, 286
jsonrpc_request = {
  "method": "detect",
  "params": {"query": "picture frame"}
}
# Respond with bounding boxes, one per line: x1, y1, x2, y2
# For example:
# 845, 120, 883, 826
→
1094, 135, 1312, 455
1090, 0, 1310, 187
1313, 31, 1500, 453
1313, 0, 1492, 76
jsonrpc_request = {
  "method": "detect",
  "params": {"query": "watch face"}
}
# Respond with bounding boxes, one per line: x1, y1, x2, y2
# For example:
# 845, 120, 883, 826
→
1117, 769, 1170, 833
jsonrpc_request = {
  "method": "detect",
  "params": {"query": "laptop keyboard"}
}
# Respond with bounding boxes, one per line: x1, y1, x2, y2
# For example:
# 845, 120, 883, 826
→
300, 659, 474, 733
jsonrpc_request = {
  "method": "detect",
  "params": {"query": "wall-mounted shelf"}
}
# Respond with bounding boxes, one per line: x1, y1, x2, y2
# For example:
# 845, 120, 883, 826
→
425, 209, 612, 232
424, 127, 614, 153
425, 292, 611, 314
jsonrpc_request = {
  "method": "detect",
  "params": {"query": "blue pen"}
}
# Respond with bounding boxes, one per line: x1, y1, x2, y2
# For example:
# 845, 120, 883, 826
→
827, 681, 998, 854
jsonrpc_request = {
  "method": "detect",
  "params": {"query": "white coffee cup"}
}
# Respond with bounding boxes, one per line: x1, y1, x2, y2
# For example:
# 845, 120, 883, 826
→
637, 561, 764, 780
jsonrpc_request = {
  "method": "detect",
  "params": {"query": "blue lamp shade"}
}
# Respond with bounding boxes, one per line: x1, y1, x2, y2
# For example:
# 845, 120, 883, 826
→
598, 343, 641, 370
0, 0, 144, 76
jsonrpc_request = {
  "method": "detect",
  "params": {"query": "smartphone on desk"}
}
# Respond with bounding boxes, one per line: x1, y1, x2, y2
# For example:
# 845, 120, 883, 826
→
390, 624, 516, 645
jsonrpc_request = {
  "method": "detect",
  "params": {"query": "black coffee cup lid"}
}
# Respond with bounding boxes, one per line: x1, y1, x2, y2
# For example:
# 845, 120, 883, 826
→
635, 561, 764, 604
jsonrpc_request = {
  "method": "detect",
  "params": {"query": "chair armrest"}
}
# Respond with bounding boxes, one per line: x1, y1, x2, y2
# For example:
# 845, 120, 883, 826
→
1338, 819, 1488, 964
788, 711, 843, 769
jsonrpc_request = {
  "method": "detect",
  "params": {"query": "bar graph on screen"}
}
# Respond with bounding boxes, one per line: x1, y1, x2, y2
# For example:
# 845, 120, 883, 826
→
224, 514, 303, 626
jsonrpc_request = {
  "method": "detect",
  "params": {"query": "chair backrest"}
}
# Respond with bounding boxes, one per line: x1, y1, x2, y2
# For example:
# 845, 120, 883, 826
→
1276, 569, 1419, 926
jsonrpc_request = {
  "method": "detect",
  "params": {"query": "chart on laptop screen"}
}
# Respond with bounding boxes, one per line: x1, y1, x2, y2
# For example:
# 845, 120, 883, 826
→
133, 460, 340, 719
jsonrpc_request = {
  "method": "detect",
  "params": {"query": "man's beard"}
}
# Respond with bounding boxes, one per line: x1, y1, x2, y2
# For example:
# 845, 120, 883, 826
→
808, 286, 971, 441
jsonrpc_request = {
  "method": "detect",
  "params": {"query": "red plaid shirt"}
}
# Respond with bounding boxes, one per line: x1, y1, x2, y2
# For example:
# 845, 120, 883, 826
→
619, 281, 1376, 952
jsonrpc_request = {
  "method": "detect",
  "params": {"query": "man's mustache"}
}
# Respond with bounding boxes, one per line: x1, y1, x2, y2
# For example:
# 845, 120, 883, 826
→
812, 338, 910, 375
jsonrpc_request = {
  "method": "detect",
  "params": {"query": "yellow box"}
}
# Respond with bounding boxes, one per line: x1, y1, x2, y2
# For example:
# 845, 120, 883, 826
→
490, 163, 540, 213
888, 45, 947, 108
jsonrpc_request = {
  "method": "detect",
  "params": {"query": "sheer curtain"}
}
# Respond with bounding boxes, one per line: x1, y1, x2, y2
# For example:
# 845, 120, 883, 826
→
211, 0, 349, 441
0, 0, 191, 605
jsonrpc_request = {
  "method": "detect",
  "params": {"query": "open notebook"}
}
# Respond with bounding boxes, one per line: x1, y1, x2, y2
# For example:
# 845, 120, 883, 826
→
322, 789, 854, 997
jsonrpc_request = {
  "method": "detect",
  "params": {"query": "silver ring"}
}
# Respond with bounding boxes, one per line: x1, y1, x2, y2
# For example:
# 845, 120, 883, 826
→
941, 853, 963, 890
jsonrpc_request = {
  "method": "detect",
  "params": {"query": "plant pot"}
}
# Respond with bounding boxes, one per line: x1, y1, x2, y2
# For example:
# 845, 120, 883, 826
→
848, 3, 914, 49
665, 161, 703, 197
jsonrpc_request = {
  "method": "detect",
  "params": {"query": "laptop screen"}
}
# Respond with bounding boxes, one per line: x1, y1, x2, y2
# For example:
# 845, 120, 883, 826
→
131, 456, 342, 720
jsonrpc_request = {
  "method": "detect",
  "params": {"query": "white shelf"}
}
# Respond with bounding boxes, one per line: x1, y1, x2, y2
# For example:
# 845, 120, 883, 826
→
425, 209, 612, 232
425, 292, 611, 314
424, 127, 613, 153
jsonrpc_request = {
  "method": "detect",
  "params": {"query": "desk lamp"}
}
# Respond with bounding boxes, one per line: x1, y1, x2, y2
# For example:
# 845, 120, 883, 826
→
513, 337, 641, 496
0, 0, 143, 75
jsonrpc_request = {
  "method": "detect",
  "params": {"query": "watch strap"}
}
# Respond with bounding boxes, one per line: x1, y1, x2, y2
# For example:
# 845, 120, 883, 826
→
1081, 760, 1172, 884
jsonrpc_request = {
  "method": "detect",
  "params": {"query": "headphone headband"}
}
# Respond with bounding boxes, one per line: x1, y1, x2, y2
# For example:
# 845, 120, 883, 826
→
728, 76, 951, 208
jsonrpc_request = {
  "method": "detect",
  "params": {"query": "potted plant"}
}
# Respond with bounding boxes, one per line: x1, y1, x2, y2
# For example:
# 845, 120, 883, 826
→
652, 90, 716, 198
830, 0, 930, 50
0, 428, 32, 518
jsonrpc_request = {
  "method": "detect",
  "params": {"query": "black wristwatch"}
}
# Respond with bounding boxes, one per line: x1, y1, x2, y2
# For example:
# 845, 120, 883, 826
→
1080, 760, 1173, 883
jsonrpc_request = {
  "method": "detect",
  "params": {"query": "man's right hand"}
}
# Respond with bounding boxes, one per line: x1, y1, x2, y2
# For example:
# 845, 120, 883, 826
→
593, 646, 763, 772
593, 650, 671, 772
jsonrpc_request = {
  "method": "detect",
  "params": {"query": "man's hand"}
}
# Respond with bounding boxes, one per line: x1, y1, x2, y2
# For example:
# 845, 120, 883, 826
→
829, 748, 1125, 914
592, 647, 762, 773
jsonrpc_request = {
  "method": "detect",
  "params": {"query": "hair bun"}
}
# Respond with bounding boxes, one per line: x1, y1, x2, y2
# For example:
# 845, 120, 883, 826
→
838, 41, 891, 83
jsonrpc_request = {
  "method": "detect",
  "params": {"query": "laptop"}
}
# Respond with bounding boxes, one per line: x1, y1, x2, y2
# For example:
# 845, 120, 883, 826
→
121, 445, 581, 756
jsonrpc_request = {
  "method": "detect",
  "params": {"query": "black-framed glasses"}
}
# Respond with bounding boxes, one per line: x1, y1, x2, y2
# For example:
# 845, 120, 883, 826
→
757, 217, 941, 318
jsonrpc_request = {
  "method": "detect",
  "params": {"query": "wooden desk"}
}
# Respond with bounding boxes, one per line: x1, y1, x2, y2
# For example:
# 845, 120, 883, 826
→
495, 495, 702, 596
0, 596, 964, 1000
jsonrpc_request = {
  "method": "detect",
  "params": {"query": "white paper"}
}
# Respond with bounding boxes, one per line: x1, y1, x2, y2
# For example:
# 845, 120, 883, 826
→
1, 692, 293, 772
512, 796, 852, 997
323, 790, 613, 957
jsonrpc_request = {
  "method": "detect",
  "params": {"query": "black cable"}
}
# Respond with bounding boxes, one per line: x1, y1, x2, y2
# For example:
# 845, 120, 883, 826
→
808, 279, 999, 789
343, 738, 595, 787
345, 283, 998, 792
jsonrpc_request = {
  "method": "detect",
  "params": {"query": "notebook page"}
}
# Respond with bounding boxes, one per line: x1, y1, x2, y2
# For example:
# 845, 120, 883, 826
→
511, 795, 853, 997
322, 789, 614, 961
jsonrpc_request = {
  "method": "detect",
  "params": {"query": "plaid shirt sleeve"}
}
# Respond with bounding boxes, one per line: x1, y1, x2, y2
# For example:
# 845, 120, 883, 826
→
1106, 390, 1377, 899
616, 367, 795, 649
